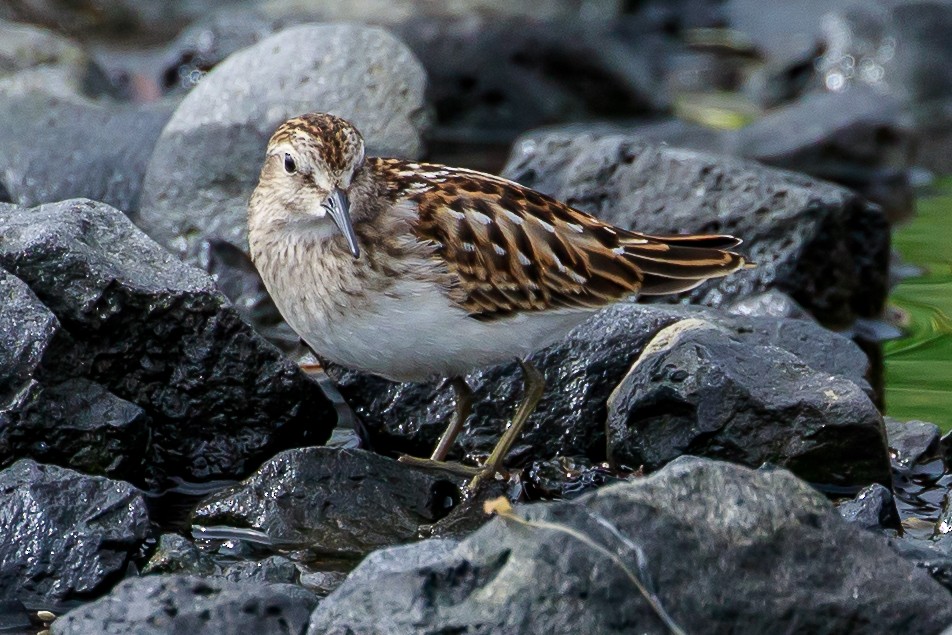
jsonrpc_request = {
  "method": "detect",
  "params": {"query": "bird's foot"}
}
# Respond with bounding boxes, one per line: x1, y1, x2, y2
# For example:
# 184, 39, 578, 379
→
397, 454, 481, 477
466, 464, 504, 492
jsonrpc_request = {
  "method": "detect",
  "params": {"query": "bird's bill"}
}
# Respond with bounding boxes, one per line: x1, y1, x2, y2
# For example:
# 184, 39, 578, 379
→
323, 187, 360, 258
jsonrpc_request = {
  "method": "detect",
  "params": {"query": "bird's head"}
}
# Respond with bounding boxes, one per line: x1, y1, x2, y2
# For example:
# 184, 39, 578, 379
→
251, 112, 365, 258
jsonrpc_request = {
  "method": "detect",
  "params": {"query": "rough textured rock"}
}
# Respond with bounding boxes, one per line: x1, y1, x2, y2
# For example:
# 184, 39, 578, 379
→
0, 89, 176, 213
606, 318, 889, 488
11, 378, 150, 478
0, 269, 148, 478
0, 459, 150, 607
891, 539, 952, 595
837, 483, 900, 531
192, 448, 459, 557
144, 534, 301, 585
51, 574, 317, 635
0, 268, 58, 408
0, 199, 335, 486
885, 417, 941, 469
138, 23, 429, 264
502, 132, 890, 326
331, 303, 873, 470
308, 457, 952, 634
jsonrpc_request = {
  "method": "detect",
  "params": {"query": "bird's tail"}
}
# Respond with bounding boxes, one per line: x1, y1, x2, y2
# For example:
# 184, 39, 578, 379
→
620, 231, 752, 296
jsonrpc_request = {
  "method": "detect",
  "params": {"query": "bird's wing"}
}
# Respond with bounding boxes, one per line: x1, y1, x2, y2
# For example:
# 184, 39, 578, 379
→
377, 160, 748, 321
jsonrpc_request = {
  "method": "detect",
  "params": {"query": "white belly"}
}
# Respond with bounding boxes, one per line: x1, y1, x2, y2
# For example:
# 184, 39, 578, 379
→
287, 278, 592, 382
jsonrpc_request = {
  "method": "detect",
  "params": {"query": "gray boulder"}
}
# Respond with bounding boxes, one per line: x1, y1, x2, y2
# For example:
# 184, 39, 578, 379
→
51, 574, 317, 635
0, 199, 335, 485
0, 89, 176, 213
606, 318, 890, 488
502, 132, 889, 326
192, 448, 459, 557
0, 459, 150, 607
137, 23, 429, 264
308, 457, 952, 634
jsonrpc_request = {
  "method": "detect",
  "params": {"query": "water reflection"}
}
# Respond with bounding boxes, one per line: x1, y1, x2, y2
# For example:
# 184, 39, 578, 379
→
885, 179, 952, 430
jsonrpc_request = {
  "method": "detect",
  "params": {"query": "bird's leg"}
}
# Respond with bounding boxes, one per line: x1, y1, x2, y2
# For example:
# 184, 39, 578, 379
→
430, 377, 473, 461
468, 360, 544, 491
397, 377, 478, 477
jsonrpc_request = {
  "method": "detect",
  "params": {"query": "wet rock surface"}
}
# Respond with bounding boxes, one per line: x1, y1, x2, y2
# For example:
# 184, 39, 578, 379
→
503, 132, 890, 326
0, 459, 150, 608
144, 534, 302, 586
192, 448, 460, 557
0, 199, 335, 485
137, 23, 429, 265
51, 574, 318, 635
606, 318, 889, 488
308, 457, 952, 634
331, 303, 878, 487
837, 483, 900, 532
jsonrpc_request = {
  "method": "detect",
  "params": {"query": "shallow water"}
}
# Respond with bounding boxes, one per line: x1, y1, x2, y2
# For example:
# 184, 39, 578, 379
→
885, 178, 952, 431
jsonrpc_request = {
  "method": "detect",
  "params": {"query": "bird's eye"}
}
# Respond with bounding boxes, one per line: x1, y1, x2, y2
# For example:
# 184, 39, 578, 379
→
283, 153, 296, 173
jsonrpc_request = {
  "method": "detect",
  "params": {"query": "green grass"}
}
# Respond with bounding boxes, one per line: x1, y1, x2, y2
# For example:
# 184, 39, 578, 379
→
884, 179, 952, 430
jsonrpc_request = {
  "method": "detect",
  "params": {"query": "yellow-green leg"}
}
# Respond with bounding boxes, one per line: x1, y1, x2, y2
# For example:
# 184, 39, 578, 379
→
468, 360, 545, 491
398, 377, 478, 477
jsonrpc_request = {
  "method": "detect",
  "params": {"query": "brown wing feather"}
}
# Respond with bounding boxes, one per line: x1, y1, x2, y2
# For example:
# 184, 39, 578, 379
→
375, 160, 748, 321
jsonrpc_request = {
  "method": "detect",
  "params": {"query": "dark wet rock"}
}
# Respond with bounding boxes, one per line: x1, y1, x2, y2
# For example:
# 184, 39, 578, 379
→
0, 268, 58, 408
144, 534, 301, 585
138, 23, 429, 265
0, 459, 150, 607
837, 483, 900, 531
524, 455, 626, 500
144, 534, 217, 577
503, 132, 889, 326
0, 199, 335, 486
1, 270, 147, 477
331, 303, 873, 469
0, 599, 31, 633
192, 447, 460, 557
0, 91, 176, 213
606, 318, 889, 488
728, 289, 812, 320
51, 574, 317, 635
889, 539, 952, 594
308, 457, 952, 634
886, 417, 941, 469
12, 378, 149, 478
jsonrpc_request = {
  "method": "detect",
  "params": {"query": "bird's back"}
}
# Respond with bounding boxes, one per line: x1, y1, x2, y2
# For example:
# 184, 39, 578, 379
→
368, 158, 748, 323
